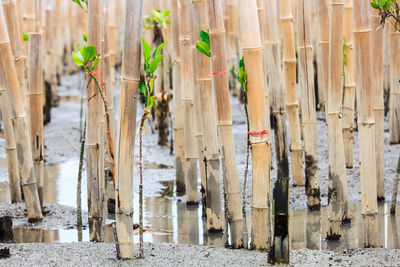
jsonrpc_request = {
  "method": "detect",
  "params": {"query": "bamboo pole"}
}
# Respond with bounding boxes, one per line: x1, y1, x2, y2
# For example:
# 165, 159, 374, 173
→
296, 0, 321, 210
239, 0, 271, 252
171, 0, 185, 194
115, 0, 143, 259
28, 33, 44, 207
0, 6, 42, 221
227, 0, 239, 97
86, 0, 104, 242
390, 24, 400, 144
326, 0, 349, 240
317, 0, 329, 114
342, 0, 356, 169
371, 8, 385, 200
206, 0, 244, 248
353, 0, 378, 247
179, 0, 198, 205
390, 155, 400, 215
279, 0, 304, 187
193, 0, 224, 233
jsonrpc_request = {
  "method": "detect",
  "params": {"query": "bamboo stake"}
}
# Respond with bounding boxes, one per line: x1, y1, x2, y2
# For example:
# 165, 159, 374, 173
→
0, 6, 42, 221
390, 24, 400, 144
179, 0, 198, 205
239, 0, 271, 252
326, 0, 349, 240
227, 0, 239, 97
390, 155, 400, 215
317, 0, 329, 114
371, 8, 385, 200
206, 0, 244, 248
171, 0, 185, 194
115, 0, 143, 259
87, 0, 104, 242
353, 0, 378, 247
342, 0, 356, 169
193, 0, 224, 233
28, 33, 44, 207
279, 0, 304, 187
296, 0, 321, 210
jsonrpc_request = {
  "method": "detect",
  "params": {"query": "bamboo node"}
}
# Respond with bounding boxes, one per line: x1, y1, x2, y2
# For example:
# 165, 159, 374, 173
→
342, 106, 354, 111
242, 46, 263, 52
209, 28, 225, 34
280, 16, 294, 22
391, 91, 400, 96
357, 122, 375, 127
354, 29, 371, 34
302, 121, 317, 125
286, 102, 299, 108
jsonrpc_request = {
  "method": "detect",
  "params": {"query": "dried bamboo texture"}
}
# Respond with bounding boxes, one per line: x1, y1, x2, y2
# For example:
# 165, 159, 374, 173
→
326, 0, 349, 240
227, 0, 239, 97
28, 33, 44, 207
115, 0, 143, 259
317, 0, 329, 114
390, 155, 400, 215
86, 0, 104, 242
342, 0, 356, 169
279, 0, 304, 187
193, 0, 224, 233
390, 24, 400, 144
296, 0, 321, 210
239, 0, 271, 251
179, 0, 198, 205
171, 0, 185, 194
0, 6, 42, 221
206, 0, 244, 248
370, 8, 385, 200
353, 0, 378, 247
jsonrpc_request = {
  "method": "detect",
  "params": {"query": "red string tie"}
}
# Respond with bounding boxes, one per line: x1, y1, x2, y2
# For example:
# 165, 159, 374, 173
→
248, 130, 269, 139
210, 71, 228, 76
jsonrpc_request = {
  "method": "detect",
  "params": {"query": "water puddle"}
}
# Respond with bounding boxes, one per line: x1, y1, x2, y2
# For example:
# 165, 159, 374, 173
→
0, 161, 400, 251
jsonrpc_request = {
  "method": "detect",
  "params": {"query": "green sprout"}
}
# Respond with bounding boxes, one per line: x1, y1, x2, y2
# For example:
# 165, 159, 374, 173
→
145, 9, 171, 30
196, 30, 211, 58
72, 0, 88, 12
370, 0, 400, 30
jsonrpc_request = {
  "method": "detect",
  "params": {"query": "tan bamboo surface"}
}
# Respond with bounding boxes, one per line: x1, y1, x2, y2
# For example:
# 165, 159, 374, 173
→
115, 0, 143, 259
342, 0, 356, 169
171, 0, 185, 194
239, 0, 271, 250
193, 0, 224, 233
114, 0, 124, 65
279, 0, 304, 187
86, 0, 104, 242
34, 0, 41, 32
296, 0, 321, 210
179, 0, 198, 205
190, 1, 207, 214
108, 0, 116, 86
326, 0, 349, 240
264, 0, 289, 188
206, 0, 244, 248
390, 23, 400, 144
0, 7, 42, 221
28, 33, 44, 207
1, 0, 23, 203
353, 0, 378, 247
383, 25, 390, 113
317, 0, 329, 114
371, 8, 385, 200
227, 0, 239, 97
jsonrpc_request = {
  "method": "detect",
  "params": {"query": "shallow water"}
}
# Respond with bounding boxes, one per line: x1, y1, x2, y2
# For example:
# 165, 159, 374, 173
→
1, 161, 400, 251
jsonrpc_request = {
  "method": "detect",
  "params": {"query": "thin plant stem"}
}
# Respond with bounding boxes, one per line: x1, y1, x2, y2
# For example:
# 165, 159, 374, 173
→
139, 128, 144, 259
242, 93, 250, 249
77, 120, 86, 229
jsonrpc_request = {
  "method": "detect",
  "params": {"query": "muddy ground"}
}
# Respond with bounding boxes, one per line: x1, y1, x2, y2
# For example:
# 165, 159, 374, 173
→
0, 73, 400, 265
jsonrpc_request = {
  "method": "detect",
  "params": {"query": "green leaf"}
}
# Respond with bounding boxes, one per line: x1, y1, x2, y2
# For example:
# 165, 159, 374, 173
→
147, 96, 154, 108
152, 42, 166, 59
72, 0, 84, 10
142, 39, 152, 62
72, 52, 84, 67
200, 30, 210, 45
164, 10, 171, 17
196, 41, 211, 57
82, 45, 96, 62
92, 57, 99, 71
82, 33, 87, 42
148, 55, 164, 74
139, 82, 147, 96
149, 78, 155, 94
23, 32, 29, 42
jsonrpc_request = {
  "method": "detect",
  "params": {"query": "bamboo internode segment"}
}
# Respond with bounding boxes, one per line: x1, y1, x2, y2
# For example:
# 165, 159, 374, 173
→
239, 0, 271, 252
317, 0, 329, 113
179, 0, 198, 205
0, 6, 42, 221
279, 0, 304, 187
370, 8, 385, 200
115, 0, 143, 259
87, 0, 103, 242
296, 0, 321, 211
342, 0, 356, 169
171, 0, 185, 194
390, 30, 400, 144
353, 0, 378, 247
28, 33, 44, 207
227, 0, 239, 97
206, 0, 244, 248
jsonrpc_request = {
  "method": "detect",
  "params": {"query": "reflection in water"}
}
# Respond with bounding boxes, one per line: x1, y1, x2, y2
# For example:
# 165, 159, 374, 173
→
1, 161, 400, 251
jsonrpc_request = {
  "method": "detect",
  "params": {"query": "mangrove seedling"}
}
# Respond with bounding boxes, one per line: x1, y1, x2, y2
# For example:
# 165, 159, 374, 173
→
196, 30, 211, 58
138, 38, 165, 259
370, 0, 400, 30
